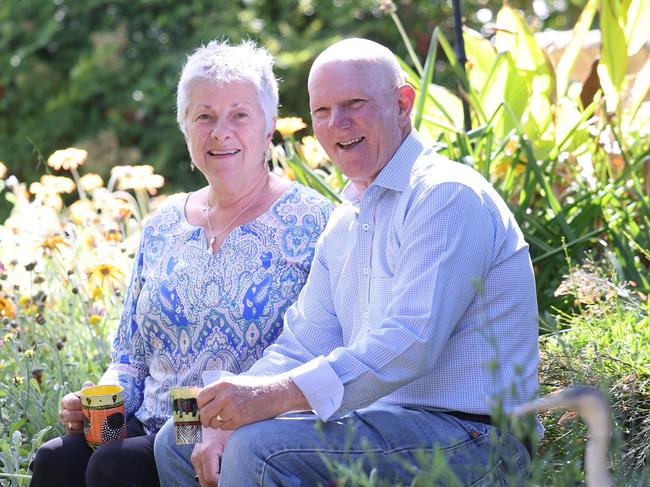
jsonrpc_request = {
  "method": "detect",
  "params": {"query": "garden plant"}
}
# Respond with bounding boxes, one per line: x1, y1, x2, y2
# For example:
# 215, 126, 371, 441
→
1, 0, 649, 485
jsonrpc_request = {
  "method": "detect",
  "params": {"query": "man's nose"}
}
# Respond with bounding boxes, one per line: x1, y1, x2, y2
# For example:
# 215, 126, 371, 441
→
329, 106, 350, 130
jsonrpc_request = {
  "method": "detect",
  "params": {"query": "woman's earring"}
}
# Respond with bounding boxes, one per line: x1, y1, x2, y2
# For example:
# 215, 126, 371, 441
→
190, 161, 195, 172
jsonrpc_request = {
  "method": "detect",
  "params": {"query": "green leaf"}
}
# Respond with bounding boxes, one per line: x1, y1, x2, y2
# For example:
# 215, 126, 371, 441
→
551, 98, 598, 159
556, 0, 599, 97
436, 29, 487, 123
623, 58, 650, 133
624, 0, 650, 56
487, 54, 529, 137
598, 0, 629, 111
463, 28, 498, 95
413, 27, 440, 131
398, 56, 464, 142
492, 5, 554, 142
495, 6, 550, 73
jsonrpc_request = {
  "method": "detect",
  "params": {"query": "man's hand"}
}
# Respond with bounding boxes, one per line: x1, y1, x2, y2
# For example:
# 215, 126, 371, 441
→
59, 381, 94, 433
197, 375, 309, 430
191, 427, 233, 487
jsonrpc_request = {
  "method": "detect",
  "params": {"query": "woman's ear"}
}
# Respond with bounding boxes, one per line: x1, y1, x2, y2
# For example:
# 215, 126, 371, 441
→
266, 116, 277, 141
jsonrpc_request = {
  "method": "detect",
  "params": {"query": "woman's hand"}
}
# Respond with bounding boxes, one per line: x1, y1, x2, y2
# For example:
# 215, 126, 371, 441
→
191, 427, 233, 487
59, 381, 94, 433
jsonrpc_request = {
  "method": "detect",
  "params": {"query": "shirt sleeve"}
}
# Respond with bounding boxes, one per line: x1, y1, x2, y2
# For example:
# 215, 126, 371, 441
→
100, 235, 149, 419
245, 231, 347, 419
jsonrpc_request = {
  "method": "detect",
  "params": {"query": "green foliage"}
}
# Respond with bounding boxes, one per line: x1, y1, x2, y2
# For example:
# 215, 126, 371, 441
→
1, 0, 647, 484
0, 0, 585, 207
388, 1, 650, 314
0, 168, 142, 483
537, 262, 650, 484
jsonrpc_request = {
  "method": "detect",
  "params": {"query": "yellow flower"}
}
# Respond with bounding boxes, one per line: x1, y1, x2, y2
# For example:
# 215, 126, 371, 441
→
40, 175, 76, 194
88, 263, 126, 288
92, 287, 103, 301
276, 117, 307, 137
493, 158, 526, 177
47, 147, 88, 171
68, 200, 97, 225
19, 295, 31, 307
142, 174, 165, 195
88, 314, 102, 327
0, 294, 17, 319
22, 304, 39, 316
504, 135, 520, 157
112, 164, 165, 193
85, 234, 96, 249
30, 175, 76, 207
325, 172, 344, 191
112, 197, 135, 219
79, 173, 104, 192
24, 349, 34, 358
40, 234, 70, 255
104, 228, 122, 243
13, 375, 24, 385
0, 161, 7, 179
299, 136, 330, 169
28, 185, 64, 210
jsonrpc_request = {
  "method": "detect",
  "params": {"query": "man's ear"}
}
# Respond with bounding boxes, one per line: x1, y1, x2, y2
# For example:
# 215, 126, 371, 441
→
397, 84, 416, 123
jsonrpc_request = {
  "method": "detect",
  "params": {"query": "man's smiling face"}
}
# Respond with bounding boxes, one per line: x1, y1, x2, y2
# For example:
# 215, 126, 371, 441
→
308, 60, 411, 192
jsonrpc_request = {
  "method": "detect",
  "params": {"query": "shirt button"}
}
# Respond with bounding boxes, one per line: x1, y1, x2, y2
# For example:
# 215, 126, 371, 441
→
362, 223, 369, 231
363, 267, 369, 276
363, 312, 369, 319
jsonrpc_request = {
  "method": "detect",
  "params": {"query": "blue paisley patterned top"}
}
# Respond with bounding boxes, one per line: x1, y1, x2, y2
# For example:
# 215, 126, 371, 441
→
100, 183, 334, 432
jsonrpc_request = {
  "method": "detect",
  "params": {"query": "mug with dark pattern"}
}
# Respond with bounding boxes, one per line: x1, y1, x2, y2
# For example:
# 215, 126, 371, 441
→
80, 384, 127, 449
170, 386, 202, 444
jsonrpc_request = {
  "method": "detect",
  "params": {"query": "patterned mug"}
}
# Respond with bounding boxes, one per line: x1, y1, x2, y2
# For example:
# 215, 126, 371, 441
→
80, 384, 127, 449
170, 386, 202, 444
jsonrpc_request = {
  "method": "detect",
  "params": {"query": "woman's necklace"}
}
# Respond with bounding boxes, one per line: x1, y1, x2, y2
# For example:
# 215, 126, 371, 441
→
203, 174, 269, 250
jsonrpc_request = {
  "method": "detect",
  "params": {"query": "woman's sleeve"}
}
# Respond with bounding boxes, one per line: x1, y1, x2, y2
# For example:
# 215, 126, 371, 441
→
99, 235, 149, 419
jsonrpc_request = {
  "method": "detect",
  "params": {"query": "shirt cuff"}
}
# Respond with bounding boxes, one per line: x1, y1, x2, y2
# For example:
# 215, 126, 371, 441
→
288, 356, 344, 421
202, 370, 234, 387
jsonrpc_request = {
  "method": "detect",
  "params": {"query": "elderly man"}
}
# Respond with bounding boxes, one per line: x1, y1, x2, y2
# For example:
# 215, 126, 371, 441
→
155, 38, 539, 486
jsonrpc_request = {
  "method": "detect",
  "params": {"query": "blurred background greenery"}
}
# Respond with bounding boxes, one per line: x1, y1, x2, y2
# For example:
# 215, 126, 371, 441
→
0, 0, 585, 207
2, 2, 650, 484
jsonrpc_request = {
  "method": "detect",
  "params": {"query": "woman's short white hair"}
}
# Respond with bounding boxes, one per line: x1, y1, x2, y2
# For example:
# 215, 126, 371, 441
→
176, 39, 279, 136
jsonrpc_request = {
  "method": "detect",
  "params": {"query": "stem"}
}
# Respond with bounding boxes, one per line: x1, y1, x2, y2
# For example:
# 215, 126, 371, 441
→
134, 188, 150, 218
389, 12, 423, 76
71, 167, 87, 200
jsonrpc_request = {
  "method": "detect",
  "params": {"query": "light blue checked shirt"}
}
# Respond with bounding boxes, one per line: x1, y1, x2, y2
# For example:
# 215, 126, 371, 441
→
241, 130, 539, 420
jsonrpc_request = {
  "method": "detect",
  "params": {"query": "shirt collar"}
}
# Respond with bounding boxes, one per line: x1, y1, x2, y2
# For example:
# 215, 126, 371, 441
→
340, 129, 425, 207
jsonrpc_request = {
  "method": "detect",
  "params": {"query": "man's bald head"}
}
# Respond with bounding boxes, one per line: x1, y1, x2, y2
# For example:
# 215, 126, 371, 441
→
308, 38, 405, 94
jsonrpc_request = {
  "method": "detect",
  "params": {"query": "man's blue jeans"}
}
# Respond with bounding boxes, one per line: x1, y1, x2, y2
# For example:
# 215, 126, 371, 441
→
154, 405, 530, 486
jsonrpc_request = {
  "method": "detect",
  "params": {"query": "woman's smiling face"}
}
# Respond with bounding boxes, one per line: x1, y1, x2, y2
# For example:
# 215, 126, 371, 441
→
185, 79, 273, 184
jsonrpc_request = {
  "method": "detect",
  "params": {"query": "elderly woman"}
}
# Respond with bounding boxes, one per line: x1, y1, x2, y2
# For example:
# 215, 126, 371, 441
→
29, 40, 333, 487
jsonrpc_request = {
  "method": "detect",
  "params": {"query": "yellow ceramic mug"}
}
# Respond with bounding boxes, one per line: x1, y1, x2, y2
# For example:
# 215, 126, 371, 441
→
80, 384, 127, 449
170, 386, 202, 444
